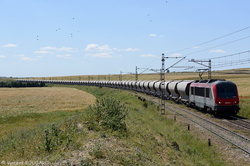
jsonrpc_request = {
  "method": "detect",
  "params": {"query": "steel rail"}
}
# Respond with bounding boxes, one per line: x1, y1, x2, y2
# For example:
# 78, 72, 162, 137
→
229, 116, 250, 124
176, 106, 250, 142
227, 116, 250, 130
166, 104, 250, 155
136, 94, 250, 155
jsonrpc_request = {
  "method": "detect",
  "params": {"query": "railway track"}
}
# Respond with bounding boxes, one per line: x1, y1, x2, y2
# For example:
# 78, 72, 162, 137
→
227, 116, 250, 130
136, 93, 250, 155
170, 105, 250, 155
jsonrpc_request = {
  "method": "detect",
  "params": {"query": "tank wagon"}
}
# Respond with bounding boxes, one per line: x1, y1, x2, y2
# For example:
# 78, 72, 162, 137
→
17, 79, 240, 115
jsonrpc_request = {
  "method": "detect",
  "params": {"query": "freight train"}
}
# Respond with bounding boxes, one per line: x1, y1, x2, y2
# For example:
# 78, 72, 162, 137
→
18, 79, 240, 115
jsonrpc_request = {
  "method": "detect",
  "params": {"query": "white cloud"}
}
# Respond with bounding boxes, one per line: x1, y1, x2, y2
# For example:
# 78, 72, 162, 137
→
149, 34, 157, 37
34, 46, 76, 59
0, 55, 6, 58
34, 50, 54, 54
40, 46, 75, 52
210, 49, 226, 53
57, 47, 74, 52
20, 57, 38, 61
141, 54, 156, 58
85, 52, 113, 58
112, 47, 120, 51
15, 54, 38, 61
84, 43, 141, 58
85, 44, 112, 51
56, 54, 72, 59
124, 48, 141, 52
192, 46, 200, 49
40, 46, 57, 50
170, 53, 182, 57
15, 54, 25, 57
2, 44, 17, 48
149, 34, 164, 38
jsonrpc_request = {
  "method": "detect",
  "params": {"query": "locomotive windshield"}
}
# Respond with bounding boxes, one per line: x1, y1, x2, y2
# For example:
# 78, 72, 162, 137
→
216, 83, 237, 99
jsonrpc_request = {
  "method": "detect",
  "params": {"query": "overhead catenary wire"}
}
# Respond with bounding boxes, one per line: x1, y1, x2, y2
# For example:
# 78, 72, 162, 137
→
212, 59, 250, 69
211, 50, 250, 69
141, 26, 250, 70
184, 36, 250, 56
208, 50, 250, 60
165, 26, 250, 55
183, 50, 250, 71
182, 36, 250, 56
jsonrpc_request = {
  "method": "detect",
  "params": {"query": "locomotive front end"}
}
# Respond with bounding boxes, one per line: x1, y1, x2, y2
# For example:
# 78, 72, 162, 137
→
213, 81, 240, 115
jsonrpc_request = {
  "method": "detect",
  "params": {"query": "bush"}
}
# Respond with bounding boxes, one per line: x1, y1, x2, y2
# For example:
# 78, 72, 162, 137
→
87, 97, 128, 133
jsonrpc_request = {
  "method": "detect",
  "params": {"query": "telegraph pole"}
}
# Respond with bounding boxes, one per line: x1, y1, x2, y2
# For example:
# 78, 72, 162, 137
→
208, 59, 211, 79
135, 66, 138, 81
189, 59, 212, 79
134, 54, 184, 115
160, 53, 166, 115
160, 55, 185, 115
134, 54, 185, 115
120, 71, 122, 81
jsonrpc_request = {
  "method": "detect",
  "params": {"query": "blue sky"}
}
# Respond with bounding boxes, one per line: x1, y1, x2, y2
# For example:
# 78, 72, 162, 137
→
0, 0, 249, 77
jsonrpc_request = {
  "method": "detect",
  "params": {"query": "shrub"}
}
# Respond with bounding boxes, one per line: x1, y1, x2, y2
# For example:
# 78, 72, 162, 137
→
43, 122, 78, 153
87, 97, 128, 133
89, 142, 105, 159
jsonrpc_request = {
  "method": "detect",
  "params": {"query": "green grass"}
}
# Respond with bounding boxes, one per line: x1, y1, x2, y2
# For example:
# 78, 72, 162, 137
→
238, 98, 250, 118
0, 84, 236, 165
0, 115, 84, 161
0, 111, 81, 136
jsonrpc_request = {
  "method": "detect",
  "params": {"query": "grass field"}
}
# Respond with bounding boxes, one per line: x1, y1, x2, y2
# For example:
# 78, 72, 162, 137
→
0, 87, 96, 116
0, 87, 96, 137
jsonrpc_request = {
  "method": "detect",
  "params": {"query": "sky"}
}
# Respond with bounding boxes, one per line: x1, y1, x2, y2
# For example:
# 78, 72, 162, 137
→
0, 0, 250, 77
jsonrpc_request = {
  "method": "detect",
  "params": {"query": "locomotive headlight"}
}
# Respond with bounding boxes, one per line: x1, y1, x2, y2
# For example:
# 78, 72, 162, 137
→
218, 101, 221, 104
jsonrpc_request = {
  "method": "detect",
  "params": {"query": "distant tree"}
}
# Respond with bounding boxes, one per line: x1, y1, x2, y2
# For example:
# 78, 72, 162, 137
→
0, 81, 46, 88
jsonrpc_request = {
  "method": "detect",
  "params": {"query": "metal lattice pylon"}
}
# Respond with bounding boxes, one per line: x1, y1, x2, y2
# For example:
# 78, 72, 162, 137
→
160, 53, 166, 115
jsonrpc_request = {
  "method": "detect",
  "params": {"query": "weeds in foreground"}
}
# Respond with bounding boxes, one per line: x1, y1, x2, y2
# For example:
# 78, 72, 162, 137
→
44, 124, 73, 153
86, 97, 128, 134
0, 118, 82, 161
89, 141, 105, 159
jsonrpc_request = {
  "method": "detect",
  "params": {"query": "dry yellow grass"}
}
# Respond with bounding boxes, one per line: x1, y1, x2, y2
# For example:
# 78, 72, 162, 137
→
0, 87, 96, 117
230, 77, 250, 97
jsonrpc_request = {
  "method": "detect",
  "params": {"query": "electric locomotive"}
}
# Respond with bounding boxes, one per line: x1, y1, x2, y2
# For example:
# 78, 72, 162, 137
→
189, 79, 240, 115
